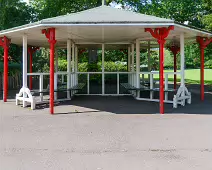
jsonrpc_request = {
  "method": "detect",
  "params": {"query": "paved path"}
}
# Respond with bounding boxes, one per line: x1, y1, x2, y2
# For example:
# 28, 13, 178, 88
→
0, 92, 212, 170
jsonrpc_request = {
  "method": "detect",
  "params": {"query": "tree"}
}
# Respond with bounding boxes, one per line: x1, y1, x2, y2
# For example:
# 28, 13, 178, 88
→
203, 0, 212, 30
32, 0, 114, 20
0, 0, 35, 64
0, 0, 35, 30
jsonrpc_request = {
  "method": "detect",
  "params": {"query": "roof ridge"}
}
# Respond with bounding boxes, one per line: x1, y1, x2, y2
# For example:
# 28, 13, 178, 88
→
41, 5, 107, 23
106, 6, 173, 21
41, 5, 173, 23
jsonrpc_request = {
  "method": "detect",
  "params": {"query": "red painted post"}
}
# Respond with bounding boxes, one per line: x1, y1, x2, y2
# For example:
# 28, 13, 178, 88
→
29, 51, 33, 90
28, 47, 39, 90
196, 36, 212, 101
200, 46, 204, 101
159, 40, 165, 114
145, 26, 174, 114
42, 28, 57, 114
0, 36, 10, 102
4, 45, 9, 102
174, 53, 177, 89
167, 46, 180, 90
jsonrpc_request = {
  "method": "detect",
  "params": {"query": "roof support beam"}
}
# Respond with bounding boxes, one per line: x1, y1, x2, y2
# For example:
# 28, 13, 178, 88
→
28, 46, 39, 90
42, 28, 57, 114
0, 36, 10, 102
196, 36, 212, 101
145, 26, 174, 114
167, 45, 180, 90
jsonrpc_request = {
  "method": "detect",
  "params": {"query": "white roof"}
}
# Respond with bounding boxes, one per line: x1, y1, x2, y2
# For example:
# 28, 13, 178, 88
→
42, 5, 173, 24
0, 5, 211, 48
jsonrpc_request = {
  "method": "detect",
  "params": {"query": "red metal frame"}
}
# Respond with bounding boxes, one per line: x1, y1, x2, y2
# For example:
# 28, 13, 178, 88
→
42, 28, 57, 114
167, 45, 180, 90
196, 36, 212, 101
0, 36, 10, 102
145, 26, 174, 114
28, 46, 39, 90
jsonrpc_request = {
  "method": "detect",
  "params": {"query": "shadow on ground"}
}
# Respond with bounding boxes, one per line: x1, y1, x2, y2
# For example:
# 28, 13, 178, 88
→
54, 91, 212, 115
1, 85, 212, 115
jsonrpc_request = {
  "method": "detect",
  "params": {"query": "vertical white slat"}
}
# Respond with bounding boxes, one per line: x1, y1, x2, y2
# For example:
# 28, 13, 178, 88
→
54, 48, 58, 100
131, 44, 135, 94
102, 44, 105, 95
128, 46, 131, 84
55, 47, 58, 73
180, 33, 185, 103
23, 35, 27, 88
75, 46, 78, 85
180, 33, 185, 87
165, 73, 168, 101
150, 73, 153, 99
131, 44, 135, 72
117, 73, 120, 94
87, 73, 90, 94
22, 34, 27, 107
39, 75, 43, 102
148, 41, 151, 81
71, 43, 75, 96
136, 39, 140, 98
54, 73, 57, 100
142, 74, 145, 83
67, 39, 71, 99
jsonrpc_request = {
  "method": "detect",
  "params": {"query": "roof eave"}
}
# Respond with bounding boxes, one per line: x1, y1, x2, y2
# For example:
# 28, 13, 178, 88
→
174, 21, 212, 37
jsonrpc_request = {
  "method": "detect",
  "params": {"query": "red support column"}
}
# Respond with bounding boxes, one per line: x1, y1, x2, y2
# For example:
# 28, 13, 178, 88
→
28, 46, 39, 90
196, 36, 212, 101
167, 45, 180, 90
42, 28, 57, 114
145, 26, 174, 114
0, 36, 10, 102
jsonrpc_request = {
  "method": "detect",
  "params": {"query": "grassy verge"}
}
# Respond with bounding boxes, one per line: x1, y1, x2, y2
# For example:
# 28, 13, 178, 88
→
142, 69, 212, 85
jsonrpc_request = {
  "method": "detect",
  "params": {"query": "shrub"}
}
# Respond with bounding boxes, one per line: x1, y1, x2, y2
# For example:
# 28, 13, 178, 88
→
0, 62, 21, 75
205, 60, 212, 69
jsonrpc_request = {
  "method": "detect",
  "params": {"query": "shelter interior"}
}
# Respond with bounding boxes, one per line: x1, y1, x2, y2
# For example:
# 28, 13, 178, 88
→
0, 5, 211, 114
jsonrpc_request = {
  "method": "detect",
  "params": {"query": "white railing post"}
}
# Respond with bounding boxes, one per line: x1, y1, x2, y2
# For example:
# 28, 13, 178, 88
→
131, 44, 135, 72
55, 48, 58, 72
62, 75, 64, 83
67, 39, 71, 99
72, 43, 75, 89
54, 73, 57, 100
180, 33, 185, 104
117, 73, 120, 94
87, 73, 90, 94
39, 75, 43, 102
142, 74, 145, 83
102, 44, 105, 95
22, 34, 28, 107
148, 41, 151, 80
165, 74, 168, 101
150, 73, 153, 99
75, 46, 78, 86
128, 46, 131, 84
136, 39, 140, 98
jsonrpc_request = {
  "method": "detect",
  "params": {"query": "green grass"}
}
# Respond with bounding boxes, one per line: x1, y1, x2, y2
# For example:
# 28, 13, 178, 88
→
142, 69, 212, 85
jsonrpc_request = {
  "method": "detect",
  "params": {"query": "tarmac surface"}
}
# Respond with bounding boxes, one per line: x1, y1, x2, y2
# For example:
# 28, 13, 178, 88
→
0, 85, 212, 170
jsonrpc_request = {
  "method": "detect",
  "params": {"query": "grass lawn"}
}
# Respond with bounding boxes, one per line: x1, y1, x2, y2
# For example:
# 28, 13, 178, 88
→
143, 69, 212, 85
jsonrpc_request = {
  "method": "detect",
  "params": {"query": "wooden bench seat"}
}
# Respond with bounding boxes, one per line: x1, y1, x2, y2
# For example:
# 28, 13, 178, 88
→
31, 83, 85, 95
149, 88, 176, 92
121, 83, 150, 91
121, 83, 175, 92
55, 83, 85, 92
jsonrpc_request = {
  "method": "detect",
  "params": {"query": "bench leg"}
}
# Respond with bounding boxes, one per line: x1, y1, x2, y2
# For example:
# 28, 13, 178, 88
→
16, 94, 19, 106
173, 95, 177, 108
187, 92, 191, 104
31, 99, 36, 110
